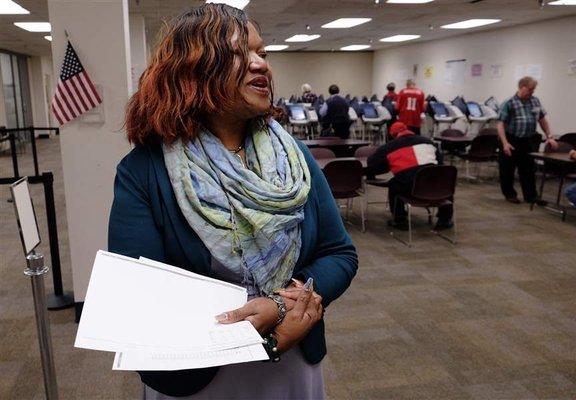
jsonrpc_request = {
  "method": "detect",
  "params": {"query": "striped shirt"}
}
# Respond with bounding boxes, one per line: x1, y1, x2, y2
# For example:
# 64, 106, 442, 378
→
498, 94, 546, 138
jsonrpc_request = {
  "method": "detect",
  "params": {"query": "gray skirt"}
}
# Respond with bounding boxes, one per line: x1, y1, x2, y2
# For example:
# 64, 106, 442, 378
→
143, 347, 325, 400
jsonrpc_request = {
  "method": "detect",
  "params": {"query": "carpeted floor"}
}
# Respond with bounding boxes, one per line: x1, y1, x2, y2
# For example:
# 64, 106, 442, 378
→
1, 136, 575, 399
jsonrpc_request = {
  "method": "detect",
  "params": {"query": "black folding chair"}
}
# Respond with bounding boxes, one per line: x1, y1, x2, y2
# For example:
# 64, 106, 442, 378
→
323, 159, 366, 232
391, 165, 458, 246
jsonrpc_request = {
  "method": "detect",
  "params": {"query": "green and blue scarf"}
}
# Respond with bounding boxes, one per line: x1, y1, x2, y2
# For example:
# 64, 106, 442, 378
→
163, 119, 310, 295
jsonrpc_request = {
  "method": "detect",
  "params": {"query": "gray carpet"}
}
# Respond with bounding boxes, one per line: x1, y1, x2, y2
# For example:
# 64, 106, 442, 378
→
1, 136, 575, 399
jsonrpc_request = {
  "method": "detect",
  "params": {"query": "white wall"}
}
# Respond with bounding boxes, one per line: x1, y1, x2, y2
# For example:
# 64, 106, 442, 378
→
268, 52, 373, 100
47, 0, 132, 302
129, 14, 147, 95
28, 56, 50, 129
372, 16, 576, 135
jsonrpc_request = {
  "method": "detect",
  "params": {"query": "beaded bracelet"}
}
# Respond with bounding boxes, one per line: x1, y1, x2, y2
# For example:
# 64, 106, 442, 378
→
262, 334, 281, 362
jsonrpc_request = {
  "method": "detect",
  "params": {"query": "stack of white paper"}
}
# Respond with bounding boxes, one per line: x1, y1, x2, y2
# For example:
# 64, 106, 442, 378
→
75, 251, 268, 371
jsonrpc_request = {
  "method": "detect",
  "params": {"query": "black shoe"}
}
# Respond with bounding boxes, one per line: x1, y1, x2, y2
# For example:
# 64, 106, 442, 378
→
506, 197, 521, 204
434, 221, 454, 231
387, 219, 409, 231
527, 198, 548, 206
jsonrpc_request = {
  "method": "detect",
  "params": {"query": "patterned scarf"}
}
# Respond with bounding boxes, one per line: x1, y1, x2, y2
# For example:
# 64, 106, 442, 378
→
163, 119, 310, 295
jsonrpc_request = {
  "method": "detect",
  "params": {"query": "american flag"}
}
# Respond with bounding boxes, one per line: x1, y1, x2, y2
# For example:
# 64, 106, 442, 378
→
51, 41, 102, 125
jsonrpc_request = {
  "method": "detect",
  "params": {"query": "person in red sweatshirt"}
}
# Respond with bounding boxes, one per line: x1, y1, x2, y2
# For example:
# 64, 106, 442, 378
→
367, 122, 453, 230
396, 79, 426, 136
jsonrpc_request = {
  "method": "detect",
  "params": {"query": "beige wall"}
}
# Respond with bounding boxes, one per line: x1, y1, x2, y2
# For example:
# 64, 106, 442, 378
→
372, 16, 576, 135
268, 52, 373, 100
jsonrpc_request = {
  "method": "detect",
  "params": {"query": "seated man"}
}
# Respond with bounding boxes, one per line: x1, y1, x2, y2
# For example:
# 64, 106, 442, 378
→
565, 149, 576, 205
367, 122, 453, 230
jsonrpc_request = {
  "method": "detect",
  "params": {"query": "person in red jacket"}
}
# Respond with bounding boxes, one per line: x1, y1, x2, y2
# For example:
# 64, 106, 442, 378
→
367, 122, 453, 231
396, 79, 426, 136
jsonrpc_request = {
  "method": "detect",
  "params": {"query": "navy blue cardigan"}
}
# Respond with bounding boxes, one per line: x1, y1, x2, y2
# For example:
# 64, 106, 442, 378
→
108, 141, 358, 397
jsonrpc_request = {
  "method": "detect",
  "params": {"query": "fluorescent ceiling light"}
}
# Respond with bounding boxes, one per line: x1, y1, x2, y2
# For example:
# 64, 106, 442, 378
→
285, 34, 320, 42
205, 0, 249, 10
380, 34, 421, 42
44, 35, 52, 41
264, 45, 289, 51
548, 0, 576, 4
441, 19, 501, 29
322, 18, 371, 29
14, 22, 51, 32
340, 45, 371, 51
387, 0, 434, 3
0, 0, 29, 14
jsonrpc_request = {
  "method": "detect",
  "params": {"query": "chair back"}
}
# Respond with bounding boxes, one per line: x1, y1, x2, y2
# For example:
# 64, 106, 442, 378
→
323, 159, 363, 196
468, 135, 499, 158
559, 133, 576, 147
478, 127, 498, 136
545, 141, 573, 153
440, 128, 465, 138
354, 145, 378, 158
412, 165, 457, 201
310, 148, 336, 159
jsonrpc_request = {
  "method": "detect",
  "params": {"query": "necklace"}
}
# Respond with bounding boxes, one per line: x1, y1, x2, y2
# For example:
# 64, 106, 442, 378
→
227, 144, 245, 165
227, 144, 243, 154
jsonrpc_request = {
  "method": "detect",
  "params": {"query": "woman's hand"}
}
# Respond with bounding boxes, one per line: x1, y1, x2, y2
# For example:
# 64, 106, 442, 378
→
216, 297, 278, 335
273, 283, 323, 353
278, 279, 323, 312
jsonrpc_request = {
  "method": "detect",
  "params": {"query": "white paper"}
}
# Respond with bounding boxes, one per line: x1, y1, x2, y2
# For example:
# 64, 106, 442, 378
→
113, 344, 268, 371
444, 60, 466, 86
514, 65, 526, 81
75, 251, 263, 353
526, 64, 542, 80
489, 64, 503, 78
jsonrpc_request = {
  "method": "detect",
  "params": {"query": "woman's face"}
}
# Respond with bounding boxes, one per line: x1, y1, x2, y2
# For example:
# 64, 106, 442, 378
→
234, 23, 272, 118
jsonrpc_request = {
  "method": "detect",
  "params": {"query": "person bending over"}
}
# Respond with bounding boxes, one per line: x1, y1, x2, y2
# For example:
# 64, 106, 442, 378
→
367, 121, 453, 231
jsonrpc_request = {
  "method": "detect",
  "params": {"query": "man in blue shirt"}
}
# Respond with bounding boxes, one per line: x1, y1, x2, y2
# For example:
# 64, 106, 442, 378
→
497, 76, 558, 204
319, 84, 351, 138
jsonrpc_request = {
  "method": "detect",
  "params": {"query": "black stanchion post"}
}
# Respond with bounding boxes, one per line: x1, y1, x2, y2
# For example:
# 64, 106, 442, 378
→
30, 127, 40, 176
9, 133, 19, 178
42, 172, 74, 309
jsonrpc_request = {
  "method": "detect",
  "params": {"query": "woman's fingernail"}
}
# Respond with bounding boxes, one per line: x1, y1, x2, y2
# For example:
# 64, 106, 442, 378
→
215, 313, 228, 322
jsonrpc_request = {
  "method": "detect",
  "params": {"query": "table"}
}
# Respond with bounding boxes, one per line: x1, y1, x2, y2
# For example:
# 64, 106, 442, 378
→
529, 151, 576, 219
302, 139, 371, 157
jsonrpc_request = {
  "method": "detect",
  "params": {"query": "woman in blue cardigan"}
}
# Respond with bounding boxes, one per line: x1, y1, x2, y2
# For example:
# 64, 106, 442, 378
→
108, 4, 357, 399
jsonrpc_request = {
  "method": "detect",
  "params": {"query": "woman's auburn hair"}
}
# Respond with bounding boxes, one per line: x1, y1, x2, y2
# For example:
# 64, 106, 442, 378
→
125, 4, 277, 146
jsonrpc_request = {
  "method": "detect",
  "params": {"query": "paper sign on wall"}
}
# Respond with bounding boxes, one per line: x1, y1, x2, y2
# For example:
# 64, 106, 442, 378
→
489, 64, 503, 78
526, 64, 543, 80
424, 66, 434, 79
444, 59, 466, 86
514, 65, 526, 81
569, 60, 576, 75
515, 64, 543, 80
471, 63, 483, 77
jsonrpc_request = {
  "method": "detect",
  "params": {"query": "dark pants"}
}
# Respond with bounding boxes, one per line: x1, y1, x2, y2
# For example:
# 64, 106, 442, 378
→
498, 134, 538, 201
407, 125, 421, 136
566, 183, 576, 205
388, 177, 453, 223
